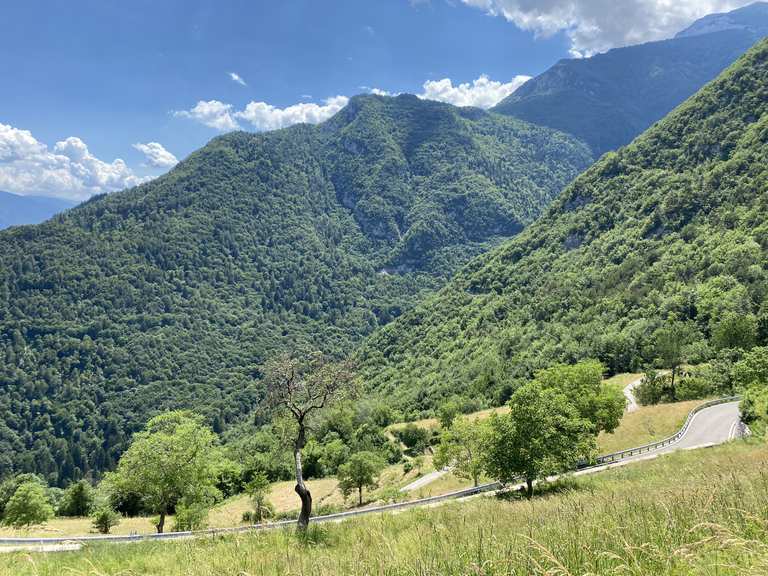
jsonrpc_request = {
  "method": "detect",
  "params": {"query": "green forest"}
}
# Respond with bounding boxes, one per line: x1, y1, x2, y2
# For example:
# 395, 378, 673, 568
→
359, 38, 768, 418
0, 94, 591, 485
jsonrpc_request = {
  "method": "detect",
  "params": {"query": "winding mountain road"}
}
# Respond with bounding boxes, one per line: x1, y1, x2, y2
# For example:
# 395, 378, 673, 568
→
0, 397, 746, 552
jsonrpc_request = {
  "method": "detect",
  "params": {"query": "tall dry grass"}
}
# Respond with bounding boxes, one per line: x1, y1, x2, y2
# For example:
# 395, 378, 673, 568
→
2, 441, 766, 576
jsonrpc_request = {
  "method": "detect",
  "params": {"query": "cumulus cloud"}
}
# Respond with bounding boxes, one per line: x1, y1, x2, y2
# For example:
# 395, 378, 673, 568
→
174, 100, 240, 131
133, 142, 179, 169
176, 96, 349, 132
0, 123, 145, 201
236, 96, 349, 131
229, 72, 247, 86
419, 75, 530, 108
460, 0, 754, 56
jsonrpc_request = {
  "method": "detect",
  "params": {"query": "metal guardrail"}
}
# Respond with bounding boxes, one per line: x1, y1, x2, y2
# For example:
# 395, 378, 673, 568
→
0, 396, 743, 547
592, 395, 742, 465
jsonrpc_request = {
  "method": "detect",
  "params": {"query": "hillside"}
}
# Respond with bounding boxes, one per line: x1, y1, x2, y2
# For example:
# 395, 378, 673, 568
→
492, 3, 768, 156
0, 191, 75, 229
359, 38, 768, 417
2, 443, 764, 575
0, 94, 591, 484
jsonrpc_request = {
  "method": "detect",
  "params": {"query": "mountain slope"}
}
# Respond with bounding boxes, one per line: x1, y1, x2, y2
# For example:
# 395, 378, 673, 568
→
0, 95, 591, 484
492, 2, 768, 156
359, 38, 768, 417
0, 191, 75, 229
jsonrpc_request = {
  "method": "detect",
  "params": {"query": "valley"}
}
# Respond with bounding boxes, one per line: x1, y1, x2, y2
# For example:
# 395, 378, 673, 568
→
2, 3, 768, 574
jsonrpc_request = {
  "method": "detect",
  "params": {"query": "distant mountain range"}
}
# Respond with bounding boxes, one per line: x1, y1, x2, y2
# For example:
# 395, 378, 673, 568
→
492, 2, 768, 156
0, 190, 76, 229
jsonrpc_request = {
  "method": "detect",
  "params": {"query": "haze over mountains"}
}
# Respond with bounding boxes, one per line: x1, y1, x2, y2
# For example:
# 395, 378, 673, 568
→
1, 4, 767, 485
492, 2, 768, 156
0, 191, 75, 230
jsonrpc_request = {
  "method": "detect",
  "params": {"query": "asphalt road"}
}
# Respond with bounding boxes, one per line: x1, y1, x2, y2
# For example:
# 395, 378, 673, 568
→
0, 398, 745, 550
658, 400, 743, 452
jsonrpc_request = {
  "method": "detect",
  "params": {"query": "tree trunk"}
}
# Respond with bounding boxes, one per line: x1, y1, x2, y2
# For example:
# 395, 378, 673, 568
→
473, 473, 479, 488
670, 367, 677, 401
358, 486, 363, 506
294, 423, 312, 531
156, 511, 166, 534
526, 478, 534, 500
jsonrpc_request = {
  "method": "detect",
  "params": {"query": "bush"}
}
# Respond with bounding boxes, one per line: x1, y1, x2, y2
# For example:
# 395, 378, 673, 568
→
393, 424, 431, 456
173, 499, 210, 532
91, 504, 121, 534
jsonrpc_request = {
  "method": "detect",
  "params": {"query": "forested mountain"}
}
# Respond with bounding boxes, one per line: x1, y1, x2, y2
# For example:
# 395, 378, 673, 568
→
492, 2, 768, 156
0, 94, 591, 485
0, 191, 75, 230
359, 38, 768, 418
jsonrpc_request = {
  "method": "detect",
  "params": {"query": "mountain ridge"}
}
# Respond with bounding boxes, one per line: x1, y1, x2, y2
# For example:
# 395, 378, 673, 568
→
0, 94, 591, 484
0, 191, 76, 230
359, 37, 768, 417
492, 3, 768, 156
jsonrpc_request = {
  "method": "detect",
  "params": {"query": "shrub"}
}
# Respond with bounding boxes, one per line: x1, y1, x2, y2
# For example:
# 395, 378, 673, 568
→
59, 480, 95, 517
91, 504, 121, 534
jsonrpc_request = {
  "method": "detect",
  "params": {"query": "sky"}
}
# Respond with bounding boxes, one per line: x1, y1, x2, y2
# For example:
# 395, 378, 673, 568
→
0, 0, 756, 201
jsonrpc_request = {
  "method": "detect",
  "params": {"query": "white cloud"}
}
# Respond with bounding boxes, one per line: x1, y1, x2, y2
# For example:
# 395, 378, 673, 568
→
460, 0, 755, 56
176, 96, 348, 132
229, 72, 247, 86
0, 123, 145, 201
236, 96, 349, 131
176, 74, 528, 134
174, 100, 240, 131
418, 75, 530, 108
133, 142, 179, 169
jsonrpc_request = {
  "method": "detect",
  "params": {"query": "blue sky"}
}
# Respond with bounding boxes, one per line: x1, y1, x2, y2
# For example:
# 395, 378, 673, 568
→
0, 0, 752, 200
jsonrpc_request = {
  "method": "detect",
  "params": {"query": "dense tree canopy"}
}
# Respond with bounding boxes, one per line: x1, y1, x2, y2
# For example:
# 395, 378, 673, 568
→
359, 38, 768, 418
0, 94, 591, 485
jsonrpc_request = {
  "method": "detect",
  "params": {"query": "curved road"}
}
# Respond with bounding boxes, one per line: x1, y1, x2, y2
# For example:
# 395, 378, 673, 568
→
0, 399, 746, 551
658, 400, 743, 451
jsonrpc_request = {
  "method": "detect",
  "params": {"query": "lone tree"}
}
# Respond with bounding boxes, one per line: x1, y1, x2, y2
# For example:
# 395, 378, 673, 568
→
337, 451, 385, 506
3, 481, 53, 527
105, 411, 222, 533
265, 352, 356, 531
534, 360, 624, 434
484, 382, 594, 499
434, 418, 487, 487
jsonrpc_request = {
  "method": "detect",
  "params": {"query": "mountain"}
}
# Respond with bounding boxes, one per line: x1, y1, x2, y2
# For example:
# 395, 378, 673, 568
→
359, 38, 768, 417
491, 2, 768, 156
0, 94, 591, 484
676, 2, 768, 38
0, 191, 75, 229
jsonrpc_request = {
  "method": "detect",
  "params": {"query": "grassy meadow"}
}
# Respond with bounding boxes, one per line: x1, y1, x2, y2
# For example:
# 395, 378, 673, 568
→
1, 440, 764, 575
0, 385, 704, 540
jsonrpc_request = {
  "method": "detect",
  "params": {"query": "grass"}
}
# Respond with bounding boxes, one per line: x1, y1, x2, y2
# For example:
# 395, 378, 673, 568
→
0, 389, 703, 540
2, 440, 765, 575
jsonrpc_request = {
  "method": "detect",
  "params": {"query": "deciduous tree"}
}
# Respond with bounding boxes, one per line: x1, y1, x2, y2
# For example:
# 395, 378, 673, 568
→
264, 352, 356, 530
104, 411, 222, 533
337, 451, 385, 506
484, 382, 594, 498
434, 418, 487, 487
